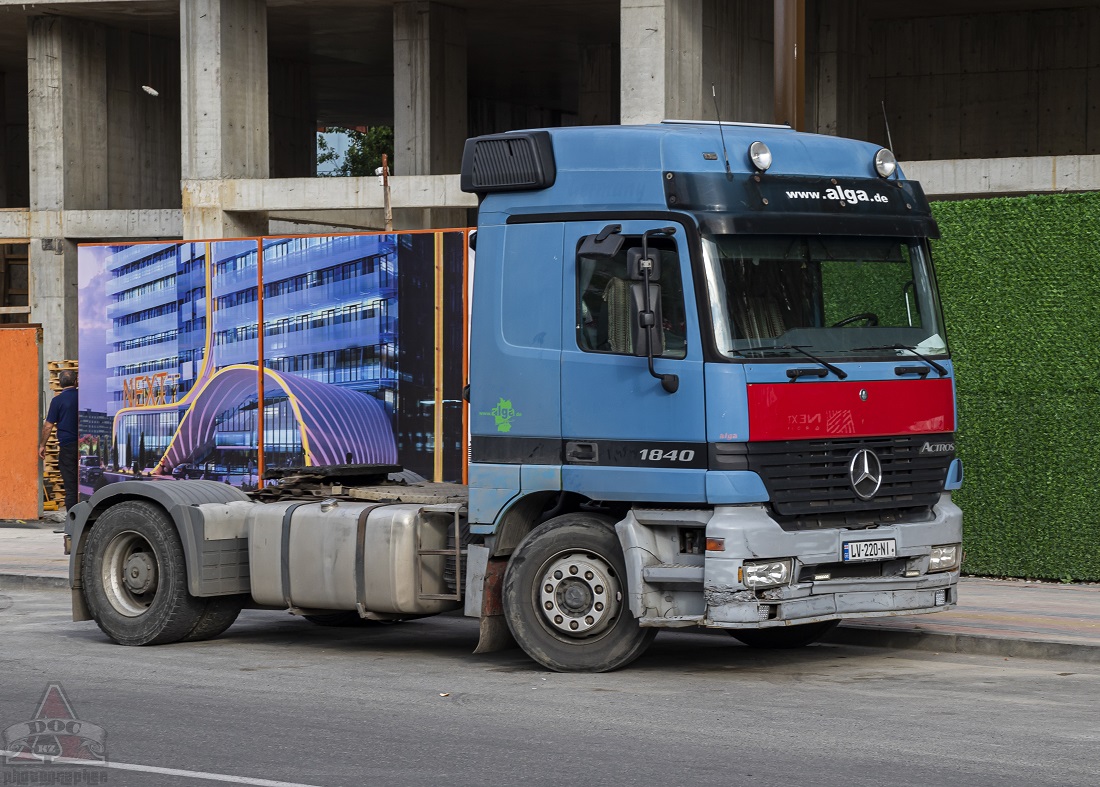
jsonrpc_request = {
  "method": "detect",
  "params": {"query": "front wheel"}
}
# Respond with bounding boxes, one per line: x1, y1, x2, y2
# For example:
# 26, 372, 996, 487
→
502, 513, 655, 672
728, 620, 839, 649
81, 500, 206, 646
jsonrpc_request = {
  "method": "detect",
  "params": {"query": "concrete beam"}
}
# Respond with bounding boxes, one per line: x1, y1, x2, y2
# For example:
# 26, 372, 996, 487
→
0, 208, 29, 239
621, 0, 703, 125
60, 209, 182, 239
2, 208, 181, 240
200, 174, 475, 213
268, 210, 387, 231
905, 155, 1100, 199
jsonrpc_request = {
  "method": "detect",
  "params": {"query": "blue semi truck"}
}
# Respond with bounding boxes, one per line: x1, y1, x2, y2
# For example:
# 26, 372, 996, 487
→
68, 121, 963, 672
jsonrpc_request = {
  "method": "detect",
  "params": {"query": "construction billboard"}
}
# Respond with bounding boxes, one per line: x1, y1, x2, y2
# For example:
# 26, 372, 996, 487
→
77, 231, 468, 499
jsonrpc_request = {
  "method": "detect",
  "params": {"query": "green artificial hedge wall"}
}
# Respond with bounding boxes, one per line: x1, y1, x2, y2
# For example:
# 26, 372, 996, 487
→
930, 192, 1100, 581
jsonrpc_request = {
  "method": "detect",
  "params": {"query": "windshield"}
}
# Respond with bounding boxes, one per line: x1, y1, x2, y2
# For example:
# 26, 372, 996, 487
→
701, 234, 948, 358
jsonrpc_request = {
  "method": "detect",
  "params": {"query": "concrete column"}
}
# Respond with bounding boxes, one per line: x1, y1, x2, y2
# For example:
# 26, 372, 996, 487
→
773, 0, 806, 129
811, 0, 867, 140
28, 232, 77, 371
393, 2, 467, 177
579, 43, 619, 126
180, 0, 270, 238
702, 0, 773, 124
26, 16, 108, 372
621, 0, 704, 125
28, 16, 108, 212
393, 2, 468, 229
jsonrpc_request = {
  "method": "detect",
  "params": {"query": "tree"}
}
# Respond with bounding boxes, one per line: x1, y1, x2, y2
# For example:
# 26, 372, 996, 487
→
317, 126, 395, 177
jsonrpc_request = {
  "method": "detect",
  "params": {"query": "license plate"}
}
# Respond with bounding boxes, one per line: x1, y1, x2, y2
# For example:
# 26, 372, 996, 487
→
843, 539, 896, 562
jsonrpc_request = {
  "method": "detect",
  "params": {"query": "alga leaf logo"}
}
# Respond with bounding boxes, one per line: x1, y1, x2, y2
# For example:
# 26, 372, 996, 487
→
479, 398, 521, 433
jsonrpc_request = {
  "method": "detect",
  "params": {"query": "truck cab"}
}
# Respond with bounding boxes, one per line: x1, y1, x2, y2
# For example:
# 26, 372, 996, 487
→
461, 122, 961, 669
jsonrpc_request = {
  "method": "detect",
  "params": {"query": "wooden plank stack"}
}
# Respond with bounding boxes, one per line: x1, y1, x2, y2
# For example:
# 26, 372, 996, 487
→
42, 359, 77, 511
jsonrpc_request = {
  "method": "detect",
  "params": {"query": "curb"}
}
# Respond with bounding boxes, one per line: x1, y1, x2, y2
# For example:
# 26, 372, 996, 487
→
828, 623, 1100, 664
0, 574, 69, 592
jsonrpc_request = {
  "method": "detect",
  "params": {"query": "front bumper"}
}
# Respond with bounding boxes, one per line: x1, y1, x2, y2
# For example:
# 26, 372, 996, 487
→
702, 494, 962, 629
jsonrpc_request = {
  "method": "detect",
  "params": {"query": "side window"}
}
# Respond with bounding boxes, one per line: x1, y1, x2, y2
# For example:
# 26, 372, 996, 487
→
576, 237, 687, 359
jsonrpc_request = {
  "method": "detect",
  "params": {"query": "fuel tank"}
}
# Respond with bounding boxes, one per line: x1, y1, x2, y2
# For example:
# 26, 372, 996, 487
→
247, 499, 462, 616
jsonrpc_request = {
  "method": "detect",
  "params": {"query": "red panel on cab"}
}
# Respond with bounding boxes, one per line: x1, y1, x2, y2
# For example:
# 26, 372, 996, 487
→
747, 379, 955, 441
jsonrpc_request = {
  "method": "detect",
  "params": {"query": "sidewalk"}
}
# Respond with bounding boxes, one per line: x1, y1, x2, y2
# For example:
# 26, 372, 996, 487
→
2, 519, 1098, 663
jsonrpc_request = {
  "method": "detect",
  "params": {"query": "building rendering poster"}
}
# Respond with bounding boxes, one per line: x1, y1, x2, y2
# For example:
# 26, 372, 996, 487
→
77, 231, 467, 499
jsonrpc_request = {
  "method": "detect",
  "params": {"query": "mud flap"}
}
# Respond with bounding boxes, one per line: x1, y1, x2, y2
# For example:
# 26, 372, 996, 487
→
473, 556, 517, 654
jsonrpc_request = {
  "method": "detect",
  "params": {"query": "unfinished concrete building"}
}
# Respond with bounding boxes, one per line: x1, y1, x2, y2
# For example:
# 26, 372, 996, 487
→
0, 0, 1097, 370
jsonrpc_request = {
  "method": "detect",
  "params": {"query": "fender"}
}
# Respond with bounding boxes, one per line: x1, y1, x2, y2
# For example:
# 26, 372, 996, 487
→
67, 480, 252, 621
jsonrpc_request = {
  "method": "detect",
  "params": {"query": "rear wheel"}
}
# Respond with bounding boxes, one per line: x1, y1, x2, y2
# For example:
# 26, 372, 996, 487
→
729, 620, 839, 649
181, 596, 246, 642
81, 500, 205, 645
503, 513, 655, 672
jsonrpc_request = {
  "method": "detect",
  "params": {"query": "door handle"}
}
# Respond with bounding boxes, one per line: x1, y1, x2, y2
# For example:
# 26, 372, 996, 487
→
565, 441, 599, 463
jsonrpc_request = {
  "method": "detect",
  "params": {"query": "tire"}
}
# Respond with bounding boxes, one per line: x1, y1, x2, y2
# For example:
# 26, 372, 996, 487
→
81, 500, 206, 646
729, 620, 839, 649
502, 513, 656, 672
180, 595, 246, 642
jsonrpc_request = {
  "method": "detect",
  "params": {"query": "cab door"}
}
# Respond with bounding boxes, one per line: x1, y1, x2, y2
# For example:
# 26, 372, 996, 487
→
559, 219, 707, 503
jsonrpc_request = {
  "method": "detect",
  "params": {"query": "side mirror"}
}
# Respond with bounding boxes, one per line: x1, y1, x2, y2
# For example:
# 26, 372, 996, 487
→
630, 281, 663, 358
578, 224, 624, 258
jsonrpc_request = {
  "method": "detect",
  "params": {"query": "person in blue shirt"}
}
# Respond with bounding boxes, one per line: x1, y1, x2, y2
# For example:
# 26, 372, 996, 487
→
40, 369, 79, 512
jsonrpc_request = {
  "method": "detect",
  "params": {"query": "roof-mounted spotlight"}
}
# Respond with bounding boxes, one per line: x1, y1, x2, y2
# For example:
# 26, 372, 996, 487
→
874, 148, 897, 178
749, 141, 772, 172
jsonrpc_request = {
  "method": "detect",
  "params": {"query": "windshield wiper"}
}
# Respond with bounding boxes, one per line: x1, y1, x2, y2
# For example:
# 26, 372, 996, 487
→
784, 345, 847, 379
854, 344, 948, 377
739, 345, 849, 380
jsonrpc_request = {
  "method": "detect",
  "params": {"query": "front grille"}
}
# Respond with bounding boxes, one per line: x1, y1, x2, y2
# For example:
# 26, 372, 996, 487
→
747, 434, 954, 519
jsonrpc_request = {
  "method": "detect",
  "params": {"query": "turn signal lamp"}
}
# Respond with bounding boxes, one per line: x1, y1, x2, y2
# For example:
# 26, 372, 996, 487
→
706, 537, 726, 552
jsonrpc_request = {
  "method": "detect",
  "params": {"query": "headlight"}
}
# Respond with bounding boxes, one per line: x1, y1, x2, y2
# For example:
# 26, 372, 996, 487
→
928, 544, 960, 572
874, 148, 897, 178
740, 559, 792, 588
748, 141, 772, 172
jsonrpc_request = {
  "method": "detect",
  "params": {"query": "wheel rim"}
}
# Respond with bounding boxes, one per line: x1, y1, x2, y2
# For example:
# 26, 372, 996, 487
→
100, 530, 160, 617
535, 550, 622, 639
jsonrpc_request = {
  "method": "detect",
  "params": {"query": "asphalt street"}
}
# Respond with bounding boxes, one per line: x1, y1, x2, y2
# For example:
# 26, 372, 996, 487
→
1, 587, 1097, 787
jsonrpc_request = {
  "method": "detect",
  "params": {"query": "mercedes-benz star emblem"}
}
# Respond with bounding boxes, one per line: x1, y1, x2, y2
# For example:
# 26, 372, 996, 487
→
849, 448, 883, 500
